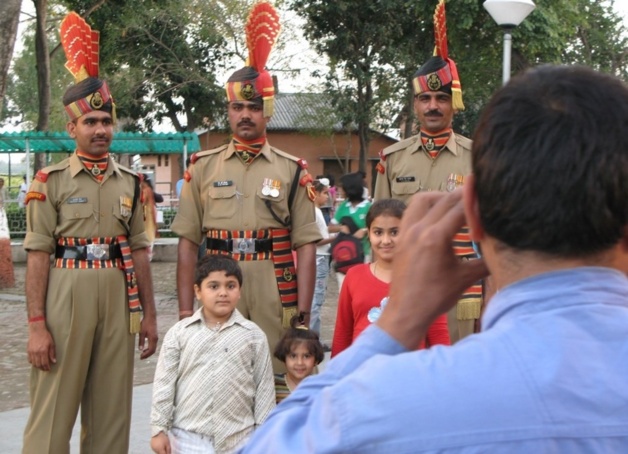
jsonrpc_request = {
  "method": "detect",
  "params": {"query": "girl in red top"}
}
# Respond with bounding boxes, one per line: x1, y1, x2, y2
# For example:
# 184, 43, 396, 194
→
331, 199, 450, 357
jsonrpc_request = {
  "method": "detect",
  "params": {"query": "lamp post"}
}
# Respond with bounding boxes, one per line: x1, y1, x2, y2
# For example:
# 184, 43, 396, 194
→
483, 0, 536, 85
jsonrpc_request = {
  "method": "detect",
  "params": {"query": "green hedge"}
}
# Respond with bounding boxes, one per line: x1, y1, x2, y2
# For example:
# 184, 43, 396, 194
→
7, 206, 180, 239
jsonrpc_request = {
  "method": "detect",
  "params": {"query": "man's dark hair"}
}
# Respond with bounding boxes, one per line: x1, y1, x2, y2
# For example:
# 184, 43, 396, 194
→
340, 172, 365, 203
473, 65, 628, 257
194, 254, 243, 287
366, 199, 406, 229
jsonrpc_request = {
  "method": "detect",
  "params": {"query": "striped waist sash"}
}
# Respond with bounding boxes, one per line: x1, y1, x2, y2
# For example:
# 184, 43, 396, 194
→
54, 236, 142, 333
206, 229, 297, 327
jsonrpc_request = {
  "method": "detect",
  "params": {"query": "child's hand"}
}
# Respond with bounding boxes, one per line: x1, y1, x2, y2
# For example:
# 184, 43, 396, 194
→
353, 228, 368, 239
150, 432, 171, 454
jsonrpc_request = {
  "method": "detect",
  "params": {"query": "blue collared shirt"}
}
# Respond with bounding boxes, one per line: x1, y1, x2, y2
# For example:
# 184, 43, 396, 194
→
242, 267, 628, 453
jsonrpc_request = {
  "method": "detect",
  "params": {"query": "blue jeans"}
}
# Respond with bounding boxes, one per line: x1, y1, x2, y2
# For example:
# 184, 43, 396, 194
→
310, 254, 330, 334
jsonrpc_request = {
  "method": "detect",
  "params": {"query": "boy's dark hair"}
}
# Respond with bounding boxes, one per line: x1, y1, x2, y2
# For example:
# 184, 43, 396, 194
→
340, 172, 365, 203
274, 316, 325, 364
473, 65, 628, 258
194, 254, 243, 287
366, 199, 406, 229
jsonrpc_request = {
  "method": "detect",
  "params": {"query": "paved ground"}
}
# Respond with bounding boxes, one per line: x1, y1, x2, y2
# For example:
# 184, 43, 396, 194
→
0, 255, 339, 452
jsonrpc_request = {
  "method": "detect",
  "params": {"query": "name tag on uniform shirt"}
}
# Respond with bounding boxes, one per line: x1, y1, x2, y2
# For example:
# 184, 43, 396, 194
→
67, 197, 88, 204
396, 176, 416, 183
213, 180, 233, 187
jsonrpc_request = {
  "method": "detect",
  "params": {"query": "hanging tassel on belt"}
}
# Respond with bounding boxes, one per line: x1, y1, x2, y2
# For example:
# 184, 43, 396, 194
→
117, 235, 142, 333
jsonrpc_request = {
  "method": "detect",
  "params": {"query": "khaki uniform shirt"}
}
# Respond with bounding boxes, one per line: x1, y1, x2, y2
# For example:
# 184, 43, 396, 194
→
172, 141, 321, 247
24, 153, 149, 252
374, 132, 472, 203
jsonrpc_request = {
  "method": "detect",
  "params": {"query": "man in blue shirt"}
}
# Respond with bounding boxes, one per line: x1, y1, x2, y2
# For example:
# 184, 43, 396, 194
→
242, 64, 628, 453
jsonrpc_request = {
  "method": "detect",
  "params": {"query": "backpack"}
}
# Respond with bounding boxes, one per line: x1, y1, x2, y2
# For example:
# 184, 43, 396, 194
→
330, 232, 364, 274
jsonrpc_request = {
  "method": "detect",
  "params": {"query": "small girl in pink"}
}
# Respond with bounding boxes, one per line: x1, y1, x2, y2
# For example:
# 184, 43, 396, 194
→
331, 199, 451, 357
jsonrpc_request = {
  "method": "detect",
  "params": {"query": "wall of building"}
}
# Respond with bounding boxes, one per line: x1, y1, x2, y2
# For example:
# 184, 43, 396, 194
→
139, 154, 185, 202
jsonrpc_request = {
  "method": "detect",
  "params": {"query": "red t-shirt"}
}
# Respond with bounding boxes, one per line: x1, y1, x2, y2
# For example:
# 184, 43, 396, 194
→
331, 263, 450, 357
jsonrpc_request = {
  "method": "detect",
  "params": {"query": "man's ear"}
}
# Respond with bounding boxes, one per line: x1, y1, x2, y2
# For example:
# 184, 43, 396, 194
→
463, 174, 484, 242
66, 121, 76, 138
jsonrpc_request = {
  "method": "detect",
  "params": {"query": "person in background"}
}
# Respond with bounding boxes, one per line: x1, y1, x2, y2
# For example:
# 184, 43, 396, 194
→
22, 12, 157, 453
359, 170, 371, 202
0, 178, 7, 208
18, 175, 27, 209
316, 174, 334, 225
141, 175, 160, 262
326, 174, 338, 222
310, 178, 334, 336
0, 177, 11, 271
328, 172, 371, 289
176, 157, 191, 199
150, 255, 275, 454
273, 315, 325, 405
331, 199, 449, 357
242, 63, 628, 453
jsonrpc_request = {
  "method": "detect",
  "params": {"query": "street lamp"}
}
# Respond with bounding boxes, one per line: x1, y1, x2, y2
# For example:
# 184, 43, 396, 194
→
483, 0, 536, 85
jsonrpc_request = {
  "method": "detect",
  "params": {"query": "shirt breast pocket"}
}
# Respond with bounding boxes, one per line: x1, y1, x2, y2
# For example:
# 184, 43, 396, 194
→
206, 185, 238, 220
255, 185, 289, 226
60, 203, 95, 233
392, 180, 422, 197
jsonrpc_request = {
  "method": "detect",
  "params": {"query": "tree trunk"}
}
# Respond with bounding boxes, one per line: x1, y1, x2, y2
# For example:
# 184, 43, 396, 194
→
0, 0, 22, 114
33, 0, 50, 173
404, 78, 415, 139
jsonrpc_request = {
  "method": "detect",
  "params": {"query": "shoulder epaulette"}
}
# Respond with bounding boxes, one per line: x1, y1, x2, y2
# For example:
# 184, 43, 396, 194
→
117, 165, 140, 179
382, 136, 418, 156
454, 133, 473, 151
192, 145, 228, 163
35, 161, 70, 183
271, 147, 301, 164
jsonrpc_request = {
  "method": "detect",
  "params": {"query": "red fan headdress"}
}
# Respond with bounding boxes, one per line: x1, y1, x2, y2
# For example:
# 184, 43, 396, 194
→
225, 1, 281, 117
412, 0, 464, 111
60, 12, 115, 121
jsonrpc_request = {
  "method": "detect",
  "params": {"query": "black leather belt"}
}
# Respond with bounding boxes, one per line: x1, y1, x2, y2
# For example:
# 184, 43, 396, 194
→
206, 237, 273, 254
55, 244, 123, 261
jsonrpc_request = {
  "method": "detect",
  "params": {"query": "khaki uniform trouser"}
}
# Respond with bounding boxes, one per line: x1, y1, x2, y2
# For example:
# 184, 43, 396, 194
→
231, 260, 286, 374
23, 267, 135, 454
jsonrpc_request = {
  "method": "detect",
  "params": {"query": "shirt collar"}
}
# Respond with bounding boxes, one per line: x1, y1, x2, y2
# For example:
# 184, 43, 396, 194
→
410, 132, 460, 157
482, 267, 628, 331
69, 151, 122, 178
183, 307, 252, 330
226, 139, 272, 162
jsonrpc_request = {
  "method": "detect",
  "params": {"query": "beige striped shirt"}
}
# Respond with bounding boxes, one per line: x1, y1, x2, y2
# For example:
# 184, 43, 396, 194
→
151, 308, 276, 453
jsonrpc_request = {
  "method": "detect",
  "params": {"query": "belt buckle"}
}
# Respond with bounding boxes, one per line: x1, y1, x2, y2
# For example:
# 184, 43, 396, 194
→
87, 244, 109, 260
232, 238, 256, 254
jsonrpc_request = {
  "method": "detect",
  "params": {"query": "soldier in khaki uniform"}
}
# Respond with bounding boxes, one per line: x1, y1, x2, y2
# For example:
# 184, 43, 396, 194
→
22, 13, 157, 454
374, 1, 481, 343
173, 1, 320, 373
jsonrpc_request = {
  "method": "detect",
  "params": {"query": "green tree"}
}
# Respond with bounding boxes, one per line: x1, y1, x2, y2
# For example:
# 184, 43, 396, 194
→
291, 0, 435, 173
293, 0, 628, 151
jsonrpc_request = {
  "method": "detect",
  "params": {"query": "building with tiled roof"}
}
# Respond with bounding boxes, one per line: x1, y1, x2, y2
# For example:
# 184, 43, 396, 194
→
197, 92, 398, 192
